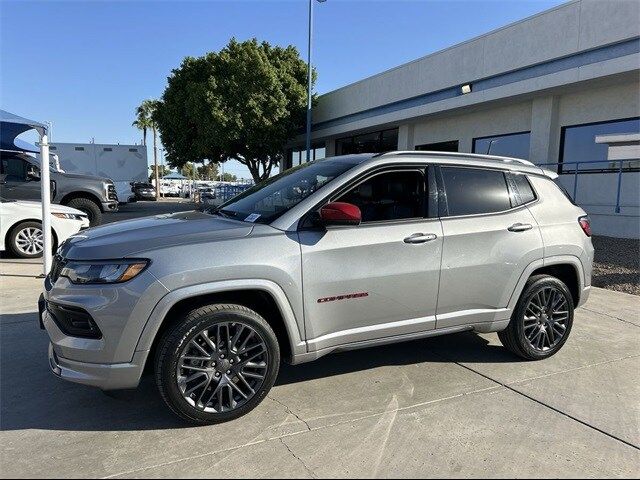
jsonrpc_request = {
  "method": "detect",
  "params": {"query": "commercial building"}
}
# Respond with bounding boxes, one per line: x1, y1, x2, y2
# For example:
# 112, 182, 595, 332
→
287, 0, 640, 238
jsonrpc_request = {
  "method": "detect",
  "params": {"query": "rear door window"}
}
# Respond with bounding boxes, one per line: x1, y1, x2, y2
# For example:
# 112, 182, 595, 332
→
0, 155, 27, 182
441, 166, 511, 216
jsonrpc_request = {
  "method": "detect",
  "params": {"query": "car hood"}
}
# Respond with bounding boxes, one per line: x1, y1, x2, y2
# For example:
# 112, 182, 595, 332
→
57, 172, 112, 184
59, 210, 253, 260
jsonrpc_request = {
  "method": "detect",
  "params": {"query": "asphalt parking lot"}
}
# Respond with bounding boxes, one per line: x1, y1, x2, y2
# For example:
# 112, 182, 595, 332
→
1, 200, 639, 478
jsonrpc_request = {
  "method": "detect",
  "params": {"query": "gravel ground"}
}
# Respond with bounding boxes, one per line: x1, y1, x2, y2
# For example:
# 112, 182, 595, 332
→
592, 235, 640, 295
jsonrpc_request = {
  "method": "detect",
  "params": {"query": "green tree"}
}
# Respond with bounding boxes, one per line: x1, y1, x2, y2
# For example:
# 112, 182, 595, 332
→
180, 163, 199, 180
149, 165, 171, 182
132, 101, 153, 146
134, 99, 162, 197
154, 38, 313, 183
220, 172, 238, 182
197, 162, 219, 181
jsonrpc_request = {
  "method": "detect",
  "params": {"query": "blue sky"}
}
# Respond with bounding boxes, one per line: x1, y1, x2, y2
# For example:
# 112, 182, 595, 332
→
1, 0, 563, 178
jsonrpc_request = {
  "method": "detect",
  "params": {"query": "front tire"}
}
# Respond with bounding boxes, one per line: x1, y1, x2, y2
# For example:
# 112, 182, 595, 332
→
498, 275, 574, 360
8, 221, 45, 258
154, 304, 280, 425
65, 198, 102, 227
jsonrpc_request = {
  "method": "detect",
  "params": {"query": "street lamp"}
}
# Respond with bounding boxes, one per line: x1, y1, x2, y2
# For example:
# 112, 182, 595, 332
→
306, 0, 326, 163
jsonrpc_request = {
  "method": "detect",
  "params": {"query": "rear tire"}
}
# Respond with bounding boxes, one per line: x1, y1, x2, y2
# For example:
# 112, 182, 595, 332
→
65, 198, 102, 227
498, 275, 574, 360
154, 304, 280, 425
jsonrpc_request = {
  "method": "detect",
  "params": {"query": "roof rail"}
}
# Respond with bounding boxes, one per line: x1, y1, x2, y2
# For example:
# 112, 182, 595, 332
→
375, 150, 536, 167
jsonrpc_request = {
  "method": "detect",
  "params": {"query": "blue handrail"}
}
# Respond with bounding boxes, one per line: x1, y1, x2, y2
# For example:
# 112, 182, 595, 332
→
537, 158, 638, 214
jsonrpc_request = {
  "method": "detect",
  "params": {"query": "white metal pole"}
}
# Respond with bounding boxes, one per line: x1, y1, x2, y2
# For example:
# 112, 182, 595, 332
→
40, 132, 52, 276
305, 0, 313, 163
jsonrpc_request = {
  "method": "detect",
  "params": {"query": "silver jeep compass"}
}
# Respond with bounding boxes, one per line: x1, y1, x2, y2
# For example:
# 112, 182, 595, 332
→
40, 151, 594, 424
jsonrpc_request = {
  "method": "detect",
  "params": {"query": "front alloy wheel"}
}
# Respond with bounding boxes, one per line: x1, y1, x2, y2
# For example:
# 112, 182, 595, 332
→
177, 322, 269, 413
155, 304, 280, 424
9, 221, 47, 258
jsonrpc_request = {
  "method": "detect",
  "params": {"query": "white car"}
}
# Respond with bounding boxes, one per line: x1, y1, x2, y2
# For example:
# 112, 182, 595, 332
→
0, 198, 89, 258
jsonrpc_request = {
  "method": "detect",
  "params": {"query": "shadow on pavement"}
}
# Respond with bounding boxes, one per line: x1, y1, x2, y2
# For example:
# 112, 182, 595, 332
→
276, 331, 518, 386
1, 312, 520, 433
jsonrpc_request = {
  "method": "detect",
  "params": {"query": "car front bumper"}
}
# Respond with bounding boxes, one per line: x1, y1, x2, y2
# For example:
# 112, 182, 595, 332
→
101, 200, 119, 212
48, 342, 148, 390
40, 267, 168, 390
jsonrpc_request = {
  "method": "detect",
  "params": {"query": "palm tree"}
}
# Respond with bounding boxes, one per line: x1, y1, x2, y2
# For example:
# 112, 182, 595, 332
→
133, 100, 161, 198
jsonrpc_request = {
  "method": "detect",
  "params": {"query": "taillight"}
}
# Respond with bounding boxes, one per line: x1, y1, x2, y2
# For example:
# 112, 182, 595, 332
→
579, 216, 592, 237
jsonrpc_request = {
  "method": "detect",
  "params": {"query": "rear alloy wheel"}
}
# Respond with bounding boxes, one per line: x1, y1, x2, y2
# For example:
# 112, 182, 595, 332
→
9, 221, 45, 258
498, 275, 574, 360
155, 304, 280, 424
523, 286, 570, 352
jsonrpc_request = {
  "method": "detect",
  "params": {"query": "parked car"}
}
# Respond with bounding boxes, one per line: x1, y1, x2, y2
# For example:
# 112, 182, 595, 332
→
131, 182, 157, 201
1, 197, 88, 258
1, 150, 118, 226
198, 186, 217, 207
40, 152, 594, 425
160, 183, 180, 197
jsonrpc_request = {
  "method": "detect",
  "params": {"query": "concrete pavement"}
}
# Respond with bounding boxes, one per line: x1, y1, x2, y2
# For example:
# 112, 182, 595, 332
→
1, 264, 638, 478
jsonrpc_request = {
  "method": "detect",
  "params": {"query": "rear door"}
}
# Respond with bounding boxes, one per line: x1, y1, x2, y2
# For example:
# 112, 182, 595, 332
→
299, 166, 443, 352
0, 154, 41, 200
436, 166, 543, 328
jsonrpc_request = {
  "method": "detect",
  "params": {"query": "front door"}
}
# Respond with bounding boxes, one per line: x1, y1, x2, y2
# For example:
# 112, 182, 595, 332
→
299, 168, 443, 352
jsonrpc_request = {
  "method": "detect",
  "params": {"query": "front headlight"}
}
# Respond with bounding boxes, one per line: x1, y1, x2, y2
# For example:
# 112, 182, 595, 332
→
52, 212, 87, 221
60, 259, 149, 284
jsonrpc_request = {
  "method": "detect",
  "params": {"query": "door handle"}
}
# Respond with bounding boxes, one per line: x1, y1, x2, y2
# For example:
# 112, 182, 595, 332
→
404, 233, 438, 244
508, 223, 533, 232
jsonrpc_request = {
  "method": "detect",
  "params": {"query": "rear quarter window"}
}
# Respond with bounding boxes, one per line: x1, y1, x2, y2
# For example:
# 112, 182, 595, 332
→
507, 172, 536, 207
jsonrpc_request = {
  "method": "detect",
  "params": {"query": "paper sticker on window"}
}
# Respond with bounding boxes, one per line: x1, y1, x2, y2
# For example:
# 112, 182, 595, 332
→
244, 213, 261, 223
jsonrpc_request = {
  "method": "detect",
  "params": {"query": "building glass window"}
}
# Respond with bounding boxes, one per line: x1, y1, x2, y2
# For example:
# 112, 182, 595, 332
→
560, 118, 640, 173
336, 128, 399, 155
473, 132, 531, 159
288, 143, 326, 169
416, 140, 459, 152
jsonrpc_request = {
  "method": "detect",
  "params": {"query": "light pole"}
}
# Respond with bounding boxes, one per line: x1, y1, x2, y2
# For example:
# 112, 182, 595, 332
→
306, 0, 326, 163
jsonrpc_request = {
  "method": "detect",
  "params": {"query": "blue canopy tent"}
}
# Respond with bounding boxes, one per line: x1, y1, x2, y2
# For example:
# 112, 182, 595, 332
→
1, 109, 52, 274
162, 172, 188, 180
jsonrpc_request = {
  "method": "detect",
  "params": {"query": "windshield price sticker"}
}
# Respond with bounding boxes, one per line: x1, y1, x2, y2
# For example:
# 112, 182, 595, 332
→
244, 213, 261, 223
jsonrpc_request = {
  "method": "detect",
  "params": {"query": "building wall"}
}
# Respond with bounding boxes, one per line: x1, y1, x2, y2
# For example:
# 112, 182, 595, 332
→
384, 80, 640, 238
313, 0, 640, 128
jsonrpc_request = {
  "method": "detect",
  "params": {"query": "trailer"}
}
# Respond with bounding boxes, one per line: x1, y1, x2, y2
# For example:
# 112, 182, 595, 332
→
39, 142, 148, 202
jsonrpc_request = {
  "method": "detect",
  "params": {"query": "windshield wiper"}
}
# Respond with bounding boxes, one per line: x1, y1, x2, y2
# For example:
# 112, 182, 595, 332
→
213, 208, 238, 219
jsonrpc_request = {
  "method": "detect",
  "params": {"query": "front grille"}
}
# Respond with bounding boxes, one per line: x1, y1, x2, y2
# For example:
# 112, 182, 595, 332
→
108, 184, 118, 201
47, 302, 103, 339
49, 254, 65, 283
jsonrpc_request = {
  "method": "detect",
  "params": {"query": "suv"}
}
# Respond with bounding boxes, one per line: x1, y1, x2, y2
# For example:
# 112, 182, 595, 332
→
40, 152, 594, 424
1, 150, 118, 226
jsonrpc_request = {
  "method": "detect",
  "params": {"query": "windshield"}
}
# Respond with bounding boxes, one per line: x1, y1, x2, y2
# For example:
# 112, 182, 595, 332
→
215, 160, 357, 223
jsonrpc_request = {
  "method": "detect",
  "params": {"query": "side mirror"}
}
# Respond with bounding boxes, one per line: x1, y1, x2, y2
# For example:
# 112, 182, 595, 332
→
27, 167, 40, 181
319, 202, 362, 226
